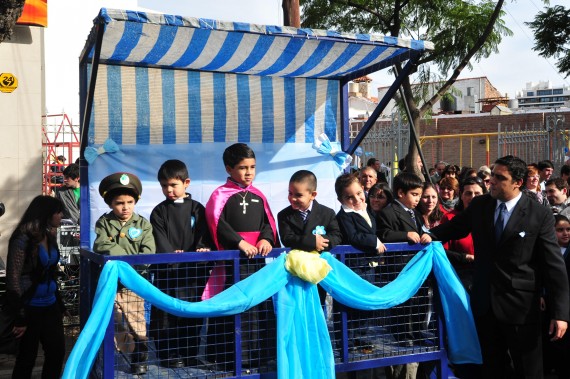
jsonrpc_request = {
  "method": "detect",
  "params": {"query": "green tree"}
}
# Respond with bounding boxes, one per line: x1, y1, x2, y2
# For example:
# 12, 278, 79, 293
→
527, 5, 570, 78
0, 0, 25, 44
301, 0, 511, 176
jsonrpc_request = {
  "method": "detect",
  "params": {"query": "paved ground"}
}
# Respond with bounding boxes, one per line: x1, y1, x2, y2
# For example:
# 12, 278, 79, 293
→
0, 325, 78, 379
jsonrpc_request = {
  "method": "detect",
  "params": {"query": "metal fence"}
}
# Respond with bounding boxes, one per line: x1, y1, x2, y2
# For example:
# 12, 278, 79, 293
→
80, 244, 448, 378
352, 112, 568, 175
498, 115, 568, 171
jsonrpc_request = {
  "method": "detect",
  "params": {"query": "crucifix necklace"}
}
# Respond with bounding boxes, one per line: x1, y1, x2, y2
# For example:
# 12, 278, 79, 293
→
238, 191, 249, 214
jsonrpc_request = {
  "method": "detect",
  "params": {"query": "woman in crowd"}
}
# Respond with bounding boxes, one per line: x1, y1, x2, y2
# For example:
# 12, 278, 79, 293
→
522, 164, 549, 206
367, 182, 393, 216
440, 177, 486, 292
440, 164, 460, 182
476, 170, 491, 192
5, 195, 66, 379
458, 167, 478, 184
437, 176, 459, 214
417, 182, 444, 229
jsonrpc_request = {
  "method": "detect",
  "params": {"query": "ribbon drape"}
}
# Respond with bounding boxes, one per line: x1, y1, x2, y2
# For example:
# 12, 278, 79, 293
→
63, 242, 481, 379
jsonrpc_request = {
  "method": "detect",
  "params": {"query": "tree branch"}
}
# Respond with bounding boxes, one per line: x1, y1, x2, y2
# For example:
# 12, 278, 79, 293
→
420, 0, 505, 114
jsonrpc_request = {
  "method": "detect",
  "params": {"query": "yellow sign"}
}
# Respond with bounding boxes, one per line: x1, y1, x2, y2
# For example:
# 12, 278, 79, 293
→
0, 73, 18, 93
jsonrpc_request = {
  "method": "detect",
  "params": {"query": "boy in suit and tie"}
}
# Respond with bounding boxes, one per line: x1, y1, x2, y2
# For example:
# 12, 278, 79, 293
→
377, 172, 432, 244
278, 170, 342, 253
377, 172, 432, 379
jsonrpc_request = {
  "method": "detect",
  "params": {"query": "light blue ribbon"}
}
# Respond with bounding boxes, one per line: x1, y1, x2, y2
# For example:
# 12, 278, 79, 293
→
84, 138, 122, 165
62, 243, 480, 379
312, 133, 353, 170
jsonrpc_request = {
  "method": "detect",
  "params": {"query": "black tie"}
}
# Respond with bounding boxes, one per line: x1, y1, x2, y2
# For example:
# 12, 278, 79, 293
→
495, 203, 506, 241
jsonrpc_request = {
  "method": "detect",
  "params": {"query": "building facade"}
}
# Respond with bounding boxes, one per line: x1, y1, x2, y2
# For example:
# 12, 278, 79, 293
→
376, 76, 504, 117
516, 81, 570, 109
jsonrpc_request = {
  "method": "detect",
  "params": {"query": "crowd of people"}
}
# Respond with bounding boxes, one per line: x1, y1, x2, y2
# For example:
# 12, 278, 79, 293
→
5, 146, 570, 378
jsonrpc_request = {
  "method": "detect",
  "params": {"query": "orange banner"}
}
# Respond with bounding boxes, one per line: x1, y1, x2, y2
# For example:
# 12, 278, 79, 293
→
17, 0, 47, 27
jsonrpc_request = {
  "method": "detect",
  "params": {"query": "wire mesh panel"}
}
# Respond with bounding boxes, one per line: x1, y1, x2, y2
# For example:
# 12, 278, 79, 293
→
90, 254, 278, 378
331, 250, 439, 365
82, 245, 447, 378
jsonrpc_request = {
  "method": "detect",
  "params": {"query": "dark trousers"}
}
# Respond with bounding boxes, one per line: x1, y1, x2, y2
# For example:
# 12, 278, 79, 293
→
476, 310, 543, 379
150, 263, 209, 361
206, 259, 276, 370
13, 303, 65, 379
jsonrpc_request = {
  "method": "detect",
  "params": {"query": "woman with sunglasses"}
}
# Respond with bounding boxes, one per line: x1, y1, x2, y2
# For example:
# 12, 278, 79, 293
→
522, 165, 549, 207
438, 176, 459, 213
476, 171, 491, 192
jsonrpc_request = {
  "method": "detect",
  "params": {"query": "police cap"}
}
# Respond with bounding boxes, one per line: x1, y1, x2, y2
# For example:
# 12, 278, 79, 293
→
99, 172, 142, 204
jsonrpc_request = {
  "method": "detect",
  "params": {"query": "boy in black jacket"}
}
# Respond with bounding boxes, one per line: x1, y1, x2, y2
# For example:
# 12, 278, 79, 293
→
278, 170, 342, 253
377, 172, 432, 379
149, 159, 213, 369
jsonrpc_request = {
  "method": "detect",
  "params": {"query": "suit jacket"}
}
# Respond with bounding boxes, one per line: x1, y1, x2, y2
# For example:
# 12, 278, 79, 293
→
278, 200, 342, 252
336, 207, 378, 257
431, 193, 570, 324
377, 202, 426, 242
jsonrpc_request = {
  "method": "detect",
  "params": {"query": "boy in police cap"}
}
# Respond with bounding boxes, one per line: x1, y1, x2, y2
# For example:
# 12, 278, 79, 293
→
93, 172, 155, 375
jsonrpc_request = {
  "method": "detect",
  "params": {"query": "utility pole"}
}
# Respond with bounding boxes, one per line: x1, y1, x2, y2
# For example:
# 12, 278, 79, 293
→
282, 0, 300, 27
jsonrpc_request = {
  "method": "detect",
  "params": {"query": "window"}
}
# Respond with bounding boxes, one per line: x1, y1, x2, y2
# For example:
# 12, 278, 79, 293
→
553, 88, 563, 95
527, 91, 534, 96
537, 89, 553, 96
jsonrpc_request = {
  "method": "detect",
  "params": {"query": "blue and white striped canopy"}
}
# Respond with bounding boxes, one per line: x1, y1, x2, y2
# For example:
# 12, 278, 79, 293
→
82, 8, 433, 81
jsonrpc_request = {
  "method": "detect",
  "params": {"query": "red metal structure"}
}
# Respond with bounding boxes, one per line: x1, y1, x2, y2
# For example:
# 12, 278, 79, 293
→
42, 113, 80, 194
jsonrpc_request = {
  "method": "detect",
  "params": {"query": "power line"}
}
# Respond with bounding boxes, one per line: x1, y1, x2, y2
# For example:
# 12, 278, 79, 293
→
504, 2, 570, 87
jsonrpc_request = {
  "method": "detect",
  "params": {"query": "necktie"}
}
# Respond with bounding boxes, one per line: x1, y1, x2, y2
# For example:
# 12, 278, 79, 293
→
495, 202, 506, 241
300, 210, 310, 224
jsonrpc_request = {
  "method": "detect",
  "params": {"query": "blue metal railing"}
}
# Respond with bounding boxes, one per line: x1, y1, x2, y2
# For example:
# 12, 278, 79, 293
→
79, 243, 449, 378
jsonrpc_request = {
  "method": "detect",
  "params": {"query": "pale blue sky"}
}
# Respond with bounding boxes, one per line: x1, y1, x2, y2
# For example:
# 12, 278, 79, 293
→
44, 0, 569, 122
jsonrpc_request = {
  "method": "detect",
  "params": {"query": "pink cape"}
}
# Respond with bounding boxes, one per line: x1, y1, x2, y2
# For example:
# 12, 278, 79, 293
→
202, 179, 278, 300
205, 178, 277, 250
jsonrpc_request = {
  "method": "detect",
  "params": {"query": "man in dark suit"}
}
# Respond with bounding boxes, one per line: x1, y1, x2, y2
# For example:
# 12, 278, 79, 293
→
431, 155, 569, 378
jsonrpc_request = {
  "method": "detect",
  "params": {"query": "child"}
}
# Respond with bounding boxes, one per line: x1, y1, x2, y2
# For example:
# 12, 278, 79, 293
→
205, 143, 278, 371
149, 159, 213, 369
377, 172, 432, 244
335, 173, 386, 258
543, 214, 570, 377
377, 172, 432, 379
54, 163, 80, 224
93, 172, 155, 375
278, 169, 342, 253
334, 173, 386, 352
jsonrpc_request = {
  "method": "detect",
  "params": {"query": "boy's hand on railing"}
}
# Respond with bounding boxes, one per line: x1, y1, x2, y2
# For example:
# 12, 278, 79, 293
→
377, 242, 386, 254
407, 231, 421, 244
315, 234, 329, 252
419, 234, 432, 244
196, 248, 211, 252
256, 239, 272, 257
239, 239, 258, 258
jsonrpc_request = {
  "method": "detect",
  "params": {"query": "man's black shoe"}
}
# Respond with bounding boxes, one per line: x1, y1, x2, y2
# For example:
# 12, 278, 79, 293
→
130, 342, 149, 374
165, 354, 186, 368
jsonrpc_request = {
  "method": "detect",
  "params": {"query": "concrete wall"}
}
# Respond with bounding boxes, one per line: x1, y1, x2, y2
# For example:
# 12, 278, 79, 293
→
0, 25, 45, 263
